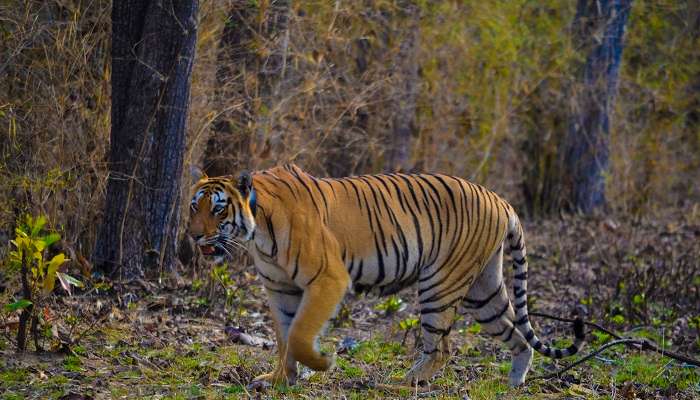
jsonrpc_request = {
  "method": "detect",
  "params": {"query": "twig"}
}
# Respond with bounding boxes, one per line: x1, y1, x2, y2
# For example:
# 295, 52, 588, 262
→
529, 338, 641, 381
529, 311, 621, 339
527, 311, 700, 381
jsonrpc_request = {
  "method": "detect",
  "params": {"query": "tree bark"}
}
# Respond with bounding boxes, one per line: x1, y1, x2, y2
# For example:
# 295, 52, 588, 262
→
93, 0, 198, 280
385, 4, 419, 173
564, 0, 632, 213
203, 0, 290, 176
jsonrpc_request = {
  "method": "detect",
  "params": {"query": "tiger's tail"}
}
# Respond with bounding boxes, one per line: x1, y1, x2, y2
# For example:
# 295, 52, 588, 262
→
507, 214, 585, 358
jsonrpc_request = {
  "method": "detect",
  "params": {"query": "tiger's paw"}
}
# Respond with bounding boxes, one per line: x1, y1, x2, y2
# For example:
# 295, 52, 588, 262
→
318, 351, 337, 371
404, 352, 445, 385
252, 369, 297, 386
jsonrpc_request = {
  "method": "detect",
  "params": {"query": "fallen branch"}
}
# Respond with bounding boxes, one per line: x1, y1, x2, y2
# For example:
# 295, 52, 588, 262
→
530, 311, 700, 367
529, 338, 641, 381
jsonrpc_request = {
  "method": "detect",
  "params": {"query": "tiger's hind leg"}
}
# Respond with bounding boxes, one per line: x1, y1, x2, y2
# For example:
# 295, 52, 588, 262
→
405, 265, 467, 384
461, 246, 533, 386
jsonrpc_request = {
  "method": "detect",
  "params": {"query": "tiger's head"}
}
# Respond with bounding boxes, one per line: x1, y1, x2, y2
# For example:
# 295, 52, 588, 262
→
188, 170, 257, 258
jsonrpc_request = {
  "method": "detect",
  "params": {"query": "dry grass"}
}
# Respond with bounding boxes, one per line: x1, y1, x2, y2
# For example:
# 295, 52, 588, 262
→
1, 1, 698, 259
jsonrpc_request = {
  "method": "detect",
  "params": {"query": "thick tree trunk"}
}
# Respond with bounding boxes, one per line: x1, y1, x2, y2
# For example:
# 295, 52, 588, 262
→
385, 4, 419, 173
203, 0, 290, 176
94, 0, 198, 280
564, 0, 632, 213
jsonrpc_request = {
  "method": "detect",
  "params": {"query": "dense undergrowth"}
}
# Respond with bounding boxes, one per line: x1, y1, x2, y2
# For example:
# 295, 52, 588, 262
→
2, 213, 699, 399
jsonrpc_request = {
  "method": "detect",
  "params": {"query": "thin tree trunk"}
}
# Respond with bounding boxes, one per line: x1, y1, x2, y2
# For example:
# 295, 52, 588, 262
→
385, 4, 419, 173
564, 0, 632, 213
17, 252, 30, 352
204, 0, 290, 176
93, 0, 198, 280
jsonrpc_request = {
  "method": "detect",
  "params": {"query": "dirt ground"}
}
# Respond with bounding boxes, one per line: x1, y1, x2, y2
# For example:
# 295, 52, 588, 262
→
1, 212, 699, 399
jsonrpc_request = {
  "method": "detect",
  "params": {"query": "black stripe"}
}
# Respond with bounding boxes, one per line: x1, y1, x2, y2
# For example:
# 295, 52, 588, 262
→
514, 272, 527, 280
510, 242, 523, 252
515, 300, 527, 309
266, 286, 303, 296
257, 268, 275, 282
475, 301, 509, 324
463, 282, 504, 308
503, 326, 515, 342
373, 235, 386, 285
533, 340, 543, 350
307, 266, 323, 285
515, 315, 529, 325
291, 171, 322, 217
513, 287, 526, 298
346, 179, 365, 212
421, 323, 451, 336
279, 308, 296, 319
309, 176, 330, 216
265, 215, 278, 258
269, 174, 299, 200
490, 324, 509, 338
421, 297, 460, 315
524, 329, 535, 341
513, 257, 526, 265
291, 251, 300, 280
554, 349, 563, 358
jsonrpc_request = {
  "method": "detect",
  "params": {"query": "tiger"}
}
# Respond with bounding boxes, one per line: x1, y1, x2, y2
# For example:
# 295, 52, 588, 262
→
188, 164, 585, 387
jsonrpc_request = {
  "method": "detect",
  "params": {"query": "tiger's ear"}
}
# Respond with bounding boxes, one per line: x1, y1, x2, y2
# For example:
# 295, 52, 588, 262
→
190, 165, 207, 185
237, 171, 253, 196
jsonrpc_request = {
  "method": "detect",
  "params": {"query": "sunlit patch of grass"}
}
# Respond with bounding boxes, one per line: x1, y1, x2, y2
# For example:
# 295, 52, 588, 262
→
337, 357, 364, 378
614, 354, 700, 390
349, 338, 404, 365
222, 384, 246, 395
0, 368, 29, 384
467, 376, 509, 400
63, 354, 82, 372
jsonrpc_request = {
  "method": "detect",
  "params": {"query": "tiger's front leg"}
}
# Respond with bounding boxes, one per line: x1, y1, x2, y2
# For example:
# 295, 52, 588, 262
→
254, 287, 303, 385
286, 267, 349, 372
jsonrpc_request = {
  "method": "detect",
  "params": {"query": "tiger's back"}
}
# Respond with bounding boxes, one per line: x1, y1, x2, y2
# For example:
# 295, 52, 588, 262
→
252, 165, 510, 295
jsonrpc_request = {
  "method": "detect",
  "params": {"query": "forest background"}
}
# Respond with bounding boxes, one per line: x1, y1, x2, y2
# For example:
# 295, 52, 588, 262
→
1, 0, 699, 398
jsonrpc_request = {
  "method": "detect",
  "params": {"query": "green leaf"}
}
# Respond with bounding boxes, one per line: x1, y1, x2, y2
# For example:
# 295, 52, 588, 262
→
56, 272, 83, 296
42, 233, 61, 247
43, 253, 68, 295
30, 215, 47, 236
4, 299, 32, 312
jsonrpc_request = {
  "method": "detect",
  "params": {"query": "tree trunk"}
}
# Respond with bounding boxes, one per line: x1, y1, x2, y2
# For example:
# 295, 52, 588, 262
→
203, 0, 290, 176
385, 4, 419, 173
93, 0, 198, 280
564, 0, 632, 213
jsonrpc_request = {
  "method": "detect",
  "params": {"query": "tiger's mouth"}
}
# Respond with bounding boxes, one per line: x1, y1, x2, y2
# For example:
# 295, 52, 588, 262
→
199, 244, 225, 257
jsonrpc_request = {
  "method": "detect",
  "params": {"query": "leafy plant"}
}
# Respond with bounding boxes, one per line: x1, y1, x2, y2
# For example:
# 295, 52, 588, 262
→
398, 316, 419, 346
375, 295, 404, 315
3, 215, 82, 351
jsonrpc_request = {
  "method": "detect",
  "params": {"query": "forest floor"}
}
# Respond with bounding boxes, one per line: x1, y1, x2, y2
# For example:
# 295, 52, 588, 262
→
1, 212, 700, 399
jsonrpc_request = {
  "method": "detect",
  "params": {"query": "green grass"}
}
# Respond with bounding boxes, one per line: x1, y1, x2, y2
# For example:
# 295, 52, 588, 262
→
3, 321, 699, 399
614, 354, 700, 390
0, 368, 29, 383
